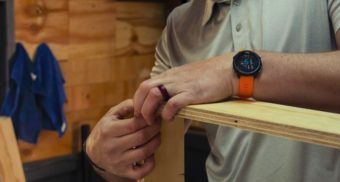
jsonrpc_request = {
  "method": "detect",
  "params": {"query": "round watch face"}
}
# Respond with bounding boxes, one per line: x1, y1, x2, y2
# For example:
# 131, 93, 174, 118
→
233, 51, 262, 76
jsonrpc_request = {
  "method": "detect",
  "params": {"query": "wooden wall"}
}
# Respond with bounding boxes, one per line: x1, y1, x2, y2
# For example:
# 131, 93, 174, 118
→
15, 0, 164, 163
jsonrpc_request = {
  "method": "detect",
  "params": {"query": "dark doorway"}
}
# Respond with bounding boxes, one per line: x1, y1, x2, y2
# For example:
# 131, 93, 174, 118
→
0, 0, 15, 106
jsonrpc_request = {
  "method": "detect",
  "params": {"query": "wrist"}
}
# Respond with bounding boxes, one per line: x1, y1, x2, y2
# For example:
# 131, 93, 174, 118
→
220, 52, 238, 98
83, 139, 106, 172
84, 141, 134, 182
232, 50, 262, 99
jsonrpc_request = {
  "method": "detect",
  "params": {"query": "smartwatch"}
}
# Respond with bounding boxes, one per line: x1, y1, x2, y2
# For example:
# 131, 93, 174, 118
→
233, 50, 262, 99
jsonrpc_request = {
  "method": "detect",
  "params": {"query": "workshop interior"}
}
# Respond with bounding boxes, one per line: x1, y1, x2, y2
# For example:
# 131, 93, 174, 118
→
2, 0, 340, 182
0, 0, 209, 181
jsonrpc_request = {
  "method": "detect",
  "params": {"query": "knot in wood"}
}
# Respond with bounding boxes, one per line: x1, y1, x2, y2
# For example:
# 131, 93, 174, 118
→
25, 4, 46, 17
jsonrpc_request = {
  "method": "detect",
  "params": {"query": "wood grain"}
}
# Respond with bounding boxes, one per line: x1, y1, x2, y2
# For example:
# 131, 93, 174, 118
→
178, 101, 340, 149
69, 0, 116, 60
116, 2, 164, 20
142, 117, 184, 182
142, 101, 340, 181
0, 117, 25, 182
15, 0, 69, 60
112, 54, 154, 81
115, 2, 164, 57
59, 57, 113, 86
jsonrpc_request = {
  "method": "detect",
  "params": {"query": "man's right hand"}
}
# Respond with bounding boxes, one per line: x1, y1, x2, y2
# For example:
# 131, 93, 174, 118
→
85, 99, 162, 180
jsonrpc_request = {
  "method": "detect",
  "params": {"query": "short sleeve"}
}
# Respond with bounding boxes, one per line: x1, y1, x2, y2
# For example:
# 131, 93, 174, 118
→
150, 12, 176, 78
328, 0, 340, 33
150, 27, 171, 78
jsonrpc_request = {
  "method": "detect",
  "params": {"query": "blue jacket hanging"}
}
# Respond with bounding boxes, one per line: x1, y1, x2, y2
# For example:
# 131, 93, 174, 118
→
32, 43, 67, 137
0, 43, 41, 144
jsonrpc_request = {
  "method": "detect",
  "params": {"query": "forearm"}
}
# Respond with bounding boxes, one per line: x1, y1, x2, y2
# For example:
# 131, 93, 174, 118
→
230, 51, 340, 113
134, 48, 340, 122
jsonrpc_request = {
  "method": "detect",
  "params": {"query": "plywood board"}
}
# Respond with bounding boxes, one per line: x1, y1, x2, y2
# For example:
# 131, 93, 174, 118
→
178, 101, 340, 149
115, 2, 164, 57
112, 54, 154, 82
15, 0, 69, 60
59, 57, 113, 86
69, 0, 116, 60
142, 117, 184, 182
0, 117, 25, 182
144, 101, 340, 181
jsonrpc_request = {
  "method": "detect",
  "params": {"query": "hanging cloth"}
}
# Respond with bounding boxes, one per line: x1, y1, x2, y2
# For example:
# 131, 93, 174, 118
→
0, 43, 41, 143
32, 43, 67, 137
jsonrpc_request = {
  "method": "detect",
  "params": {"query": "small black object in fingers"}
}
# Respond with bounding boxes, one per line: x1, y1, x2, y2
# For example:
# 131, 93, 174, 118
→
157, 85, 171, 101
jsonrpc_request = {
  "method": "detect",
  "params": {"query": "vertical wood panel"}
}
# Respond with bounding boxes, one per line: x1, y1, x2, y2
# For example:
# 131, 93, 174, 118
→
69, 0, 115, 60
0, 117, 25, 182
115, 2, 163, 57
60, 57, 112, 86
114, 2, 164, 102
142, 118, 184, 182
15, 0, 69, 59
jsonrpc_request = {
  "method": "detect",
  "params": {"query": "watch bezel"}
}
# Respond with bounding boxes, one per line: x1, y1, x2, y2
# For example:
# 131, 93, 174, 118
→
233, 50, 262, 77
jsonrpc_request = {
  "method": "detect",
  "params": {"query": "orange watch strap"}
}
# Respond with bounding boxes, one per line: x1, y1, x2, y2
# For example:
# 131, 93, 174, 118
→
239, 76, 254, 99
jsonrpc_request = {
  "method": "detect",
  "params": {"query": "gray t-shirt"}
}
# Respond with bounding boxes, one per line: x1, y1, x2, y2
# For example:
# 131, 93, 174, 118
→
151, 0, 340, 181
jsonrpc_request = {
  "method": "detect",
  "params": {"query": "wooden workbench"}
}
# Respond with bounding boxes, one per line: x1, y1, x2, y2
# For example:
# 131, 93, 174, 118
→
143, 101, 340, 182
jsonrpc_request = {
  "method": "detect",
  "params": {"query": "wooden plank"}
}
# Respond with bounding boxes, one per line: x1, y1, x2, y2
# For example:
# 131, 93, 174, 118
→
144, 100, 340, 181
116, 2, 164, 20
0, 117, 25, 182
112, 54, 154, 82
59, 57, 113, 86
15, 0, 69, 60
115, 2, 164, 57
142, 117, 184, 182
18, 130, 72, 163
69, 0, 115, 60
64, 83, 106, 112
178, 101, 340, 149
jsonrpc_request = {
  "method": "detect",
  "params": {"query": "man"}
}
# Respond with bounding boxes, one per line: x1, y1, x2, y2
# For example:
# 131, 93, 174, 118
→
86, 0, 340, 181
